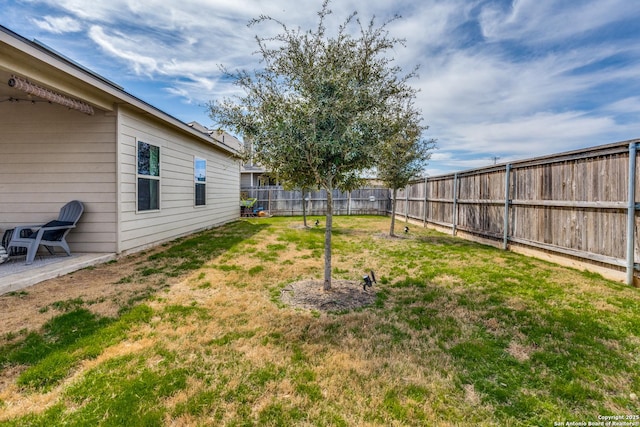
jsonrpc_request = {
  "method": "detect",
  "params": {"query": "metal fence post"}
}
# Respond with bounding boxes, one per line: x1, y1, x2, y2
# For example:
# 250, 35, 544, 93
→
627, 143, 638, 285
423, 176, 428, 226
503, 164, 511, 250
453, 173, 458, 236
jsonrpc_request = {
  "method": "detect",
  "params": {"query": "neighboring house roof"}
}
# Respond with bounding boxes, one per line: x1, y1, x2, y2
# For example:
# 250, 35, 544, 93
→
238, 137, 267, 174
187, 121, 244, 153
0, 24, 238, 156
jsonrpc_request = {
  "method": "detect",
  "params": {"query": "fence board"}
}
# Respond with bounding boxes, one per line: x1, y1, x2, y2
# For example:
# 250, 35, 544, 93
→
240, 187, 390, 217
393, 139, 640, 284
241, 139, 640, 284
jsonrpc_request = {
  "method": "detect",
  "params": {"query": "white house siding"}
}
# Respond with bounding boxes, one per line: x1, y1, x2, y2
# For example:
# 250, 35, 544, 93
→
117, 107, 239, 254
0, 101, 118, 253
241, 174, 253, 187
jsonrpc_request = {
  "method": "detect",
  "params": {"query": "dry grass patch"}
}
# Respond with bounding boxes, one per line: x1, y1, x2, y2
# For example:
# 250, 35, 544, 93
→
1, 216, 640, 426
0, 245, 171, 342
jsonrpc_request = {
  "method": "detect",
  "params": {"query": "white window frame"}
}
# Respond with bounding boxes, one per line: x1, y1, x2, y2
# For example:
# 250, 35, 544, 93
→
194, 156, 207, 207
136, 140, 161, 212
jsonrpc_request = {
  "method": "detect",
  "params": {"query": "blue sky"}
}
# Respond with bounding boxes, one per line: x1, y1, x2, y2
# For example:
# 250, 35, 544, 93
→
2, 0, 640, 176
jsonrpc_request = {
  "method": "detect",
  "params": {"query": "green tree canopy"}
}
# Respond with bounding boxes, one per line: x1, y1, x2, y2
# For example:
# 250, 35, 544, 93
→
209, 0, 423, 290
377, 99, 436, 236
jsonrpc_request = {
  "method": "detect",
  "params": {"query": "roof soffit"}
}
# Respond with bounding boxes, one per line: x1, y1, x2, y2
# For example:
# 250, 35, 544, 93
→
0, 26, 239, 156
0, 43, 115, 111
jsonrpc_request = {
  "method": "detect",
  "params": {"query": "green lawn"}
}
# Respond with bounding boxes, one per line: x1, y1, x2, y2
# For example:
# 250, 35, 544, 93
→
1, 216, 639, 426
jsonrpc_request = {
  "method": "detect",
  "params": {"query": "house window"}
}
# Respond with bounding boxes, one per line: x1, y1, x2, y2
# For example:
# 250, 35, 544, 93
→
195, 157, 206, 206
137, 141, 160, 211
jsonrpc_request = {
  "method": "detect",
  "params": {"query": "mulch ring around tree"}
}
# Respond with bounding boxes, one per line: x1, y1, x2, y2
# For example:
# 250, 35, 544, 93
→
280, 279, 377, 312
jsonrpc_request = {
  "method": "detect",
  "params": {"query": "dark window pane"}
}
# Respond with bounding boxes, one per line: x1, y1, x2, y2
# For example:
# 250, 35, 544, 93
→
195, 183, 206, 206
138, 142, 160, 176
138, 178, 159, 210
149, 145, 159, 176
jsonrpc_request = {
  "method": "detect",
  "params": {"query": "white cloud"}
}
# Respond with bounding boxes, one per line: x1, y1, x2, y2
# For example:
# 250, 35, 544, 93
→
38, 0, 123, 22
458, 112, 616, 150
164, 86, 193, 102
32, 15, 82, 33
7, 0, 640, 176
417, 41, 639, 126
605, 97, 640, 114
88, 26, 159, 75
479, 0, 638, 44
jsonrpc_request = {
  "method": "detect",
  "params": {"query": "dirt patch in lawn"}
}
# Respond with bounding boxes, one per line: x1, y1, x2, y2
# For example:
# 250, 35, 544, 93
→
0, 248, 169, 342
280, 279, 377, 312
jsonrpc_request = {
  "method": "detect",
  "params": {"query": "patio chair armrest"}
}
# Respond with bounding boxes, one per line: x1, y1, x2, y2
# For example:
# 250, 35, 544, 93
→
14, 224, 43, 231
12, 225, 42, 235
40, 224, 76, 231
30, 224, 75, 240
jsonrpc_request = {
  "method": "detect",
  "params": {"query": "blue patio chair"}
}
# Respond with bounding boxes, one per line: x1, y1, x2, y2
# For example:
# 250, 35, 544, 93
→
7, 200, 84, 265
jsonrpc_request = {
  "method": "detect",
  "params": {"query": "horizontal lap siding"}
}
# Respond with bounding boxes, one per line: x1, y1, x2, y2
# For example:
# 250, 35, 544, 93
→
0, 101, 117, 253
118, 108, 239, 253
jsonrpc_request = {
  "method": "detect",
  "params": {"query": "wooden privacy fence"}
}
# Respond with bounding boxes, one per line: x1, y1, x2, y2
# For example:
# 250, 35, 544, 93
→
394, 139, 640, 285
240, 187, 390, 217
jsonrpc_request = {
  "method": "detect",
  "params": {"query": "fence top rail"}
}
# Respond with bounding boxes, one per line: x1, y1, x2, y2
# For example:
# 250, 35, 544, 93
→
240, 186, 390, 192
413, 138, 640, 184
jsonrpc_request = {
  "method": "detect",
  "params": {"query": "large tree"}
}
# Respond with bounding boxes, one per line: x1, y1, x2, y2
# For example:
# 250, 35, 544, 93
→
377, 99, 436, 236
209, 0, 421, 290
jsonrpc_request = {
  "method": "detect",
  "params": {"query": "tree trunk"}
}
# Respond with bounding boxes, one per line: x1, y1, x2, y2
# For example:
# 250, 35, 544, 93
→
323, 188, 333, 291
302, 189, 308, 227
389, 187, 397, 236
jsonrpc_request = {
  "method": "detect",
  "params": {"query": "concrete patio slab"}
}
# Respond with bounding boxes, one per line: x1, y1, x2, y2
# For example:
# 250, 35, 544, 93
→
0, 253, 116, 295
